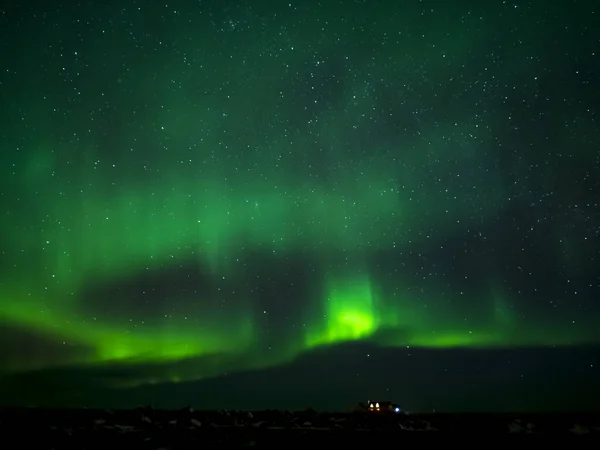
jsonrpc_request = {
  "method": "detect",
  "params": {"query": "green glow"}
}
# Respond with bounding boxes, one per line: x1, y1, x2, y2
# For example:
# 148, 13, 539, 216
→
0, 268, 595, 386
306, 276, 378, 347
1, 1, 597, 392
0, 285, 255, 372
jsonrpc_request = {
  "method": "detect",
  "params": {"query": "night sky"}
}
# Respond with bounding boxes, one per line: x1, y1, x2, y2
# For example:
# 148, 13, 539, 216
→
1, 0, 599, 412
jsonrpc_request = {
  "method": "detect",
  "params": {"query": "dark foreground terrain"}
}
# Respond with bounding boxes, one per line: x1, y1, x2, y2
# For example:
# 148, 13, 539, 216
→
1, 407, 599, 447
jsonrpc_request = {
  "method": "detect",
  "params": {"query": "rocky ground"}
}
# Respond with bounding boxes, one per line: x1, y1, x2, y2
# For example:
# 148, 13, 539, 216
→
1, 407, 599, 447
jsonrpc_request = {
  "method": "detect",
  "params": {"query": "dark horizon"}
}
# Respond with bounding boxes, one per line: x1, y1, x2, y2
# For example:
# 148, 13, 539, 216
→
2, 343, 599, 413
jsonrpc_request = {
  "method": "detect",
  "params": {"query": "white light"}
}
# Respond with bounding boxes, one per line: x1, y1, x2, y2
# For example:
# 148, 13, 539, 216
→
395, 407, 400, 413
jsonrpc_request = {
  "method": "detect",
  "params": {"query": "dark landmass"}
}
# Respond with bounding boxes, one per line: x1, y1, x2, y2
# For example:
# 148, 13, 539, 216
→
1, 406, 599, 447
2, 343, 600, 447
2, 344, 600, 412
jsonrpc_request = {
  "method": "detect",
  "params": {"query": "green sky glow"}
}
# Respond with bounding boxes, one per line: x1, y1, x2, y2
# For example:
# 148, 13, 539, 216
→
1, 0, 597, 390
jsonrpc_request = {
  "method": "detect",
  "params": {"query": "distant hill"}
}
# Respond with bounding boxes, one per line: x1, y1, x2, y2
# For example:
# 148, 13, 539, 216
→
1, 342, 599, 412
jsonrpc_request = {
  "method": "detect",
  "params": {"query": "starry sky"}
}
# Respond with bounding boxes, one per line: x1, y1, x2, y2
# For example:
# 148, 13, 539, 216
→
0, 0, 599, 412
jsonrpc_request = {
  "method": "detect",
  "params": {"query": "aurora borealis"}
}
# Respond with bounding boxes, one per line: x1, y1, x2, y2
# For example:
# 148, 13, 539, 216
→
1, 0, 599, 411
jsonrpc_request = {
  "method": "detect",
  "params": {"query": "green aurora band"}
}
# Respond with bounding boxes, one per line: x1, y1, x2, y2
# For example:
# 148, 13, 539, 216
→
1, 161, 595, 387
